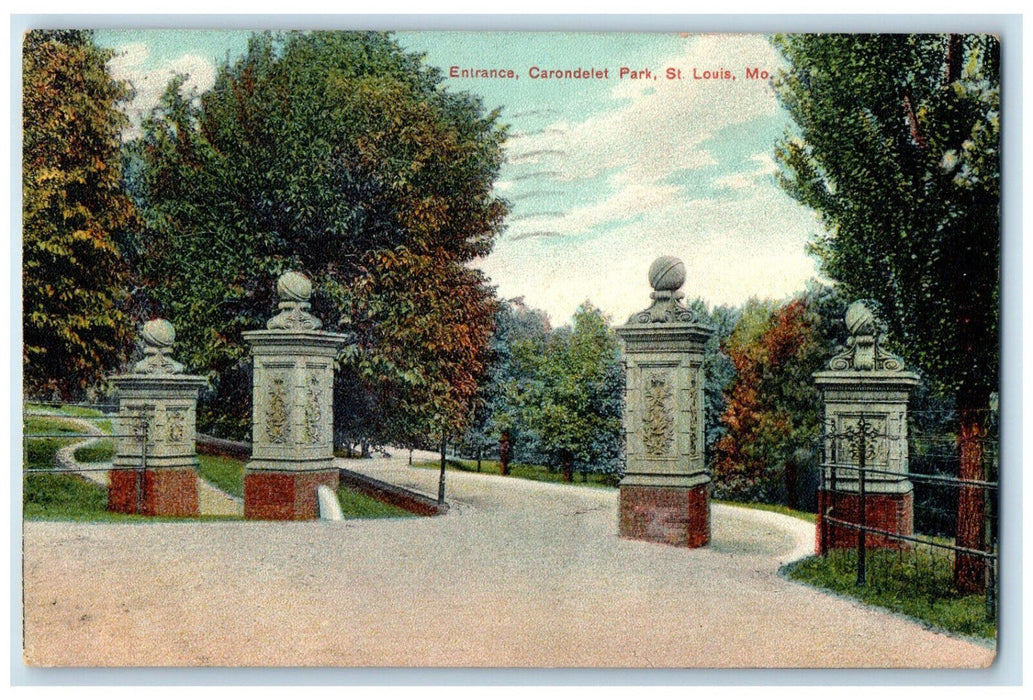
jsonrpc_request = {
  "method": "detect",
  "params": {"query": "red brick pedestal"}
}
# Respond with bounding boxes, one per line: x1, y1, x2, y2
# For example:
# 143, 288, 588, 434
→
619, 483, 709, 547
108, 467, 199, 517
244, 469, 339, 520
815, 489, 913, 554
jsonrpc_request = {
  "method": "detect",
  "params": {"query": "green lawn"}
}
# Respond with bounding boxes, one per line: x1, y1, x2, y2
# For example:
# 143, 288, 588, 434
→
200, 453, 415, 518
75, 439, 114, 463
336, 487, 416, 519
22, 413, 151, 522
412, 457, 621, 488
197, 454, 246, 499
784, 547, 996, 640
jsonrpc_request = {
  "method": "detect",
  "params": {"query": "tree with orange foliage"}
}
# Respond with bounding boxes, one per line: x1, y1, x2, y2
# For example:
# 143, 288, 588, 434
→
712, 295, 833, 508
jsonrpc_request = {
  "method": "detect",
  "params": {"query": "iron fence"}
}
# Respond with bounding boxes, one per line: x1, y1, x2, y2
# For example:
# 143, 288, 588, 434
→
22, 401, 155, 513
820, 412, 998, 619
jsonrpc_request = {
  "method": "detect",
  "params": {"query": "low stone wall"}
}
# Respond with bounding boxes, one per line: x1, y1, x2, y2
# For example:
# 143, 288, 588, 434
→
338, 468, 448, 517
197, 435, 445, 517
197, 434, 251, 460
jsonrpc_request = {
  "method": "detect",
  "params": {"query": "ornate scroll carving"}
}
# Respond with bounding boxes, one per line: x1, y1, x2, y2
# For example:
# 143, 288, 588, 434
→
302, 375, 322, 444
266, 377, 291, 444
643, 373, 675, 456
167, 410, 185, 443
628, 290, 698, 324
688, 369, 699, 455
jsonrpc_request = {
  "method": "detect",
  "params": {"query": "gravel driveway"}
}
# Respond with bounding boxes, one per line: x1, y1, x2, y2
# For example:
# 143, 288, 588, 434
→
21, 453, 995, 668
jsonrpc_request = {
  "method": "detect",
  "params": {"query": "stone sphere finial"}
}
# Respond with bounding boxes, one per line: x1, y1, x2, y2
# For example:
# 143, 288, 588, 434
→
277, 271, 313, 303
132, 318, 184, 374
648, 256, 686, 292
845, 300, 877, 337
828, 299, 904, 372
141, 318, 176, 349
627, 256, 696, 324
267, 270, 322, 331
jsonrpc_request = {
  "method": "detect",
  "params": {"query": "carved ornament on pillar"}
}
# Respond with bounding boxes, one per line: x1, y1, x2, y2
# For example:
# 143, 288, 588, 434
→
266, 377, 291, 443
267, 270, 323, 331
303, 375, 323, 445
132, 319, 186, 375
627, 255, 699, 324
643, 373, 675, 456
828, 301, 905, 372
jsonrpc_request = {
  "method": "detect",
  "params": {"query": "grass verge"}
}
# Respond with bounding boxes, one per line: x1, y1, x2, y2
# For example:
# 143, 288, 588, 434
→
336, 487, 416, 519
412, 457, 621, 488
197, 454, 245, 499
75, 439, 115, 463
783, 547, 996, 640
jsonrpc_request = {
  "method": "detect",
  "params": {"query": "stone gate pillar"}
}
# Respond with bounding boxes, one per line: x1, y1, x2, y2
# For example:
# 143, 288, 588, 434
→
109, 319, 206, 517
243, 271, 350, 520
616, 256, 713, 547
814, 301, 920, 553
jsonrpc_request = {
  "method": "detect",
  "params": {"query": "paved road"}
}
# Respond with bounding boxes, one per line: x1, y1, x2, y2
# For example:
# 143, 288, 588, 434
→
21, 452, 995, 668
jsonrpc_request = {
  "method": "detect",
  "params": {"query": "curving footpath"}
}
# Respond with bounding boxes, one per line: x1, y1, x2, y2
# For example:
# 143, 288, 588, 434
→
22, 452, 995, 668
28, 411, 243, 517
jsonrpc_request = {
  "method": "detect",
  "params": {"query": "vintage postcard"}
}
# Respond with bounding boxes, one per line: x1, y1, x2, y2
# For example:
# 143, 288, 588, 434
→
18, 25, 1004, 672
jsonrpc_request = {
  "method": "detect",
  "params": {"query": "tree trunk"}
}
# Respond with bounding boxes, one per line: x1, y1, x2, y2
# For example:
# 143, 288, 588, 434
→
953, 389, 989, 594
562, 454, 573, 483
476, 445, 482, 472
499, 431, 511, 476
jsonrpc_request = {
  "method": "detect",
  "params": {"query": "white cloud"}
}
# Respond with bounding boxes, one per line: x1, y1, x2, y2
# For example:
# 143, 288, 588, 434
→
107, 46, 218, 130
483, 171, 825, 326
485, 34, 822, 325
508, 35, 782, 187
715, 151, 779, 190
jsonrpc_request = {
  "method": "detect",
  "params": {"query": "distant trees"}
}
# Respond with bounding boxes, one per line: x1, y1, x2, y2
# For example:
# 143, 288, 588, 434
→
458, 300, 624, 482
512, 303, 623, 482
22, 30, 137, 398
125, 31, 507, 444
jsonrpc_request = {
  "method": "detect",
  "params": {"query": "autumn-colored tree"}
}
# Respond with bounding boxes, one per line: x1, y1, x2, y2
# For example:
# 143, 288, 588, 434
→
22, 30, 136, 398
712, 296, 832, 507
126, 31, 507, 443
773, 34, 999, 591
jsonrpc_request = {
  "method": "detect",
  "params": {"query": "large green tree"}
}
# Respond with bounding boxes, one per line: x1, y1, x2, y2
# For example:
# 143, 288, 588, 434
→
773, 34, 1000, 592
127, 31, 508, 444
23, 30, 137, 398
456, 297, 553, 471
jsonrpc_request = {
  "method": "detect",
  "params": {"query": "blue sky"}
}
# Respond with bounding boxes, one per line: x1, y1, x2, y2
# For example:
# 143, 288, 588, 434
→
94, 29, 825, 326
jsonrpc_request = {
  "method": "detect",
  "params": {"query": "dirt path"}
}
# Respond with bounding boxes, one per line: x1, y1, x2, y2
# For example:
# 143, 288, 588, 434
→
21, 452, 995, 668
